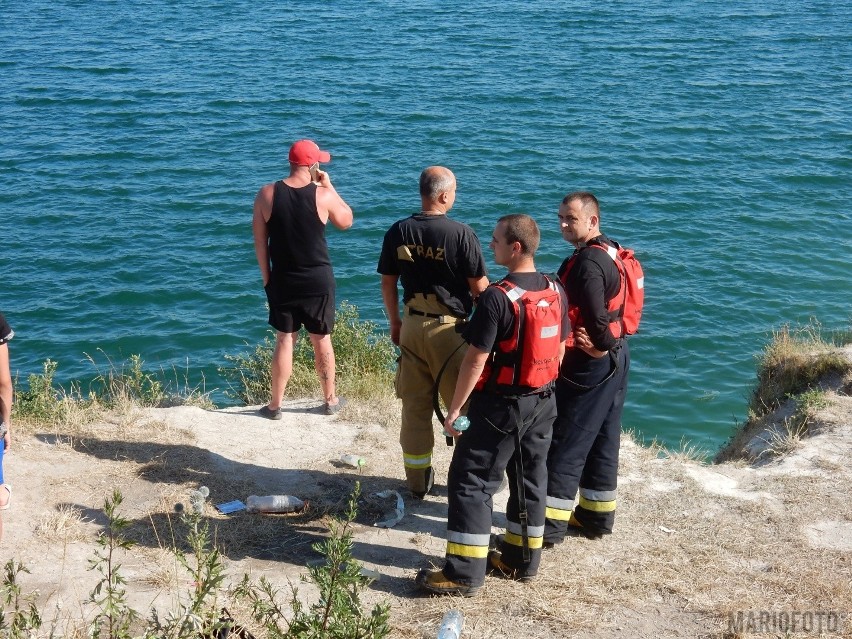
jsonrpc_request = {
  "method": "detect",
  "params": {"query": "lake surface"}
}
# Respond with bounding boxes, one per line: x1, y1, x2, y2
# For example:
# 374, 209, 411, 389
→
2, 1, 850, 451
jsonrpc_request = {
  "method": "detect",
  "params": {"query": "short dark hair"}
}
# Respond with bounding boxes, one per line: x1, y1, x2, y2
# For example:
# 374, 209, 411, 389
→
419, 167, 455, 199
562, 191, 599, 218
498, 214, 540, 256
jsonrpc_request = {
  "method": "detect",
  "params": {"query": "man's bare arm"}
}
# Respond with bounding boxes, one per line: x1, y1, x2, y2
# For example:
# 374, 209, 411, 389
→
468, 275, 489, 300
252, 185, 273, 286
444, 345, 489, 435
0, 342, 12, 451
316, 170, 353, 230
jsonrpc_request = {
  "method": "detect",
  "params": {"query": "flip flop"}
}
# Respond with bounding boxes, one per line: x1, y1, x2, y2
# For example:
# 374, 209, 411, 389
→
0, 484, 10, 510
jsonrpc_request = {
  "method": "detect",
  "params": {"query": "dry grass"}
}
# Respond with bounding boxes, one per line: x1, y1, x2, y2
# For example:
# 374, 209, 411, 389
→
339, 387, 401, 432
34, 504, 87, 542
750, 324, 851, 416
11, 410, 852, 638
717, 329, 852, 464
661, 436, 711, 463
756, 415, 809, 459
379, 423, 852, 638
8, 339, 852, 638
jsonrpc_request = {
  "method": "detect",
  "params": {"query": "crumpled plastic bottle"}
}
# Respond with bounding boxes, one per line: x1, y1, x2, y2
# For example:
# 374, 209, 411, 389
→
246, 495, 305, 513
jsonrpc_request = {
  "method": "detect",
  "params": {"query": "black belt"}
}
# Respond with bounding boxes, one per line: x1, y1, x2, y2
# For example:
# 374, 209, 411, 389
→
407, 308, 465, 323
408, 308, 443, 319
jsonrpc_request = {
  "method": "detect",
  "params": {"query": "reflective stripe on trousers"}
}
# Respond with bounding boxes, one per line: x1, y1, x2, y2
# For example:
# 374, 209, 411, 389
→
545, 342, 629, 540
442, 391, 555, 587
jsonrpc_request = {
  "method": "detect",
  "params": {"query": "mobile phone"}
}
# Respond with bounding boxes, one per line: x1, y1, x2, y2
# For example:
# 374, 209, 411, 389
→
309, 162, 320, 182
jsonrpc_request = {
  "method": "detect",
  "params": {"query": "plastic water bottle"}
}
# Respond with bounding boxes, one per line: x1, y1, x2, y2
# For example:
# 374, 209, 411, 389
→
436, 609, 464, 639
246, 495, 305, 513
340, 453, 366, 468
358, 566, 381, 580
444, 415, 470, 437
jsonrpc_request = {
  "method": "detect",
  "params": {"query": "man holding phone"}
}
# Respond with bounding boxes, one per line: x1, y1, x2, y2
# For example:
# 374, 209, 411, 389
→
253, 139, 354, 418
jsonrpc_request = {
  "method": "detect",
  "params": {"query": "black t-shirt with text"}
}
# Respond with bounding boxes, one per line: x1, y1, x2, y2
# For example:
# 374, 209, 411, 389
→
377, 214, 487, 317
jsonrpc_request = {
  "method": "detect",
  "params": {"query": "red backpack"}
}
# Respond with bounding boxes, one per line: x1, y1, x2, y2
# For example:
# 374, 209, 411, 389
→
606, 240, 644, 336
562, 239, 644, 340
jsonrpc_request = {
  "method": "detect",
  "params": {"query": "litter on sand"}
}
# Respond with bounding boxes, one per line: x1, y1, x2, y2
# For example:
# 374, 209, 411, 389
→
215, 500, 247, 514
373, 490, 405, 528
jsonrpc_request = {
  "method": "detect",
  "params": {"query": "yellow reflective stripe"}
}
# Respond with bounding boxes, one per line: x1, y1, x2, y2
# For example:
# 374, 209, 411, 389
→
546, 506, 573, 521
446, 542, 489, 559
578, 496, 616, 513
503, 531, 543, 549
403, 452, 432, 469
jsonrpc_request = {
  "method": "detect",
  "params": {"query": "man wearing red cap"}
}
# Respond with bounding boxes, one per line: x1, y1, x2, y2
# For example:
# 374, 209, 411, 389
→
253, 139, 353, 417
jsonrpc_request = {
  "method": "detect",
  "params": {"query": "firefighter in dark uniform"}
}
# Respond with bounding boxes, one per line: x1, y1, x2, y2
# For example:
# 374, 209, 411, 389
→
377, 166, 489, 498
545, 192, 631, 543
416, 214, 569, 596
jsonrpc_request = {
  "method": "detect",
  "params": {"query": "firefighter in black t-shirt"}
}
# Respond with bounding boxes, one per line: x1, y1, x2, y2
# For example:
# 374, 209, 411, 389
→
544, 191, 632, 543
416, 214, 569, 597
377, 166, 488, 498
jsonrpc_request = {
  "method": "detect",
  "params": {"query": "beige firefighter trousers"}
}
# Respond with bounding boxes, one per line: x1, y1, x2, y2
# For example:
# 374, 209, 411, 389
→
396, 294, 468, 494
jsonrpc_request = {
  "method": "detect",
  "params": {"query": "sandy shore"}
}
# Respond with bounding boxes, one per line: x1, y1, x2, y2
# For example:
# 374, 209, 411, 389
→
3, 374, 851, 637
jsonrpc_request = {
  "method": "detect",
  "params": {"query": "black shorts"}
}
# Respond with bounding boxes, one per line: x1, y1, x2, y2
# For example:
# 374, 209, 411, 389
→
266, 289, 335, 335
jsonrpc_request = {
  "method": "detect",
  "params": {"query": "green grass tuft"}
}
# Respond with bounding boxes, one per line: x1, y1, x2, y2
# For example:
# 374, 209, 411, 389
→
749, 323, 851, 417
220, 301, 397, 405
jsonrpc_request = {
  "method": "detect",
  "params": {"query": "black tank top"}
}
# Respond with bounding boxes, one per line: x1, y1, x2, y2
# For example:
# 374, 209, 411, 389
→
267, 181, 334, 296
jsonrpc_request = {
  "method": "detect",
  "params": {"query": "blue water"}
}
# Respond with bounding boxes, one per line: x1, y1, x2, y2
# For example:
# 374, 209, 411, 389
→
1, 2, 850, 451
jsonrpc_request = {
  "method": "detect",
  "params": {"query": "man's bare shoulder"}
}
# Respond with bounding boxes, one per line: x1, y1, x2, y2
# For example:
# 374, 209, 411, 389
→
254, 182, 276, 207
256, 181, 276, 197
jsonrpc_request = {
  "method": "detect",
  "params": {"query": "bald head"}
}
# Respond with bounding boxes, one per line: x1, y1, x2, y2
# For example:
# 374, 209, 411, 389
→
419, 166, 456, 201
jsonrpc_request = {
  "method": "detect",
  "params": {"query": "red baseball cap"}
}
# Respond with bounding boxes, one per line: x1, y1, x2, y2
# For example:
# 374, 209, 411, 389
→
288, 139, 331, 166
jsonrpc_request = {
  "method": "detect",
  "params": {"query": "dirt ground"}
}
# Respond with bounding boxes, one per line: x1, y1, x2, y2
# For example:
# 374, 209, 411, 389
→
3, 386, 852, 638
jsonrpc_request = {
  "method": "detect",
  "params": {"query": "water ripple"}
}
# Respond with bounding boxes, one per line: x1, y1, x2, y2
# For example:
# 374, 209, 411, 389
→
1, 0, 850, 448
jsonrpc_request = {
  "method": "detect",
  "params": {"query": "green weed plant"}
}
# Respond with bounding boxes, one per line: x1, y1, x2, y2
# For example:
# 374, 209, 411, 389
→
0, 485, 390, 639
0, 560, 43, 638
89, 490, 139, 639
222, 301, 396, 405
234, 482, 390, 639
13, 354, 214, 425
13, 359, 63, 423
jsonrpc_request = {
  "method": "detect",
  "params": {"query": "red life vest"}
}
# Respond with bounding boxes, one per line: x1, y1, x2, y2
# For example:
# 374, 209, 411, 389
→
560, 239, 644, 347
475, 276, 563, 392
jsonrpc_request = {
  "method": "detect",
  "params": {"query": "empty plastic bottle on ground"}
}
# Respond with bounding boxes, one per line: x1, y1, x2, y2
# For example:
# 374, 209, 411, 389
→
246, 495, 304, 513
436, 609, 464, 639
340, 453, 366, 468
